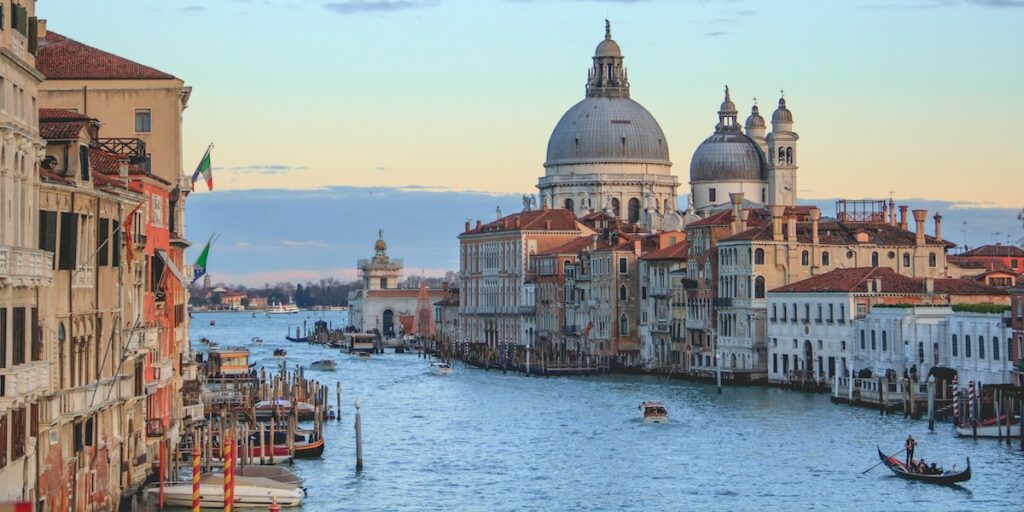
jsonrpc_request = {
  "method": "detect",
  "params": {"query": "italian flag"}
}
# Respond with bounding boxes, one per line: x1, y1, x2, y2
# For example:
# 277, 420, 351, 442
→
191, 144, 213, 191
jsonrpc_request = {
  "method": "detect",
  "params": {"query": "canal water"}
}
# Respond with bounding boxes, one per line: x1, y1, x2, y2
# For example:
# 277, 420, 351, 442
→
189, 311, 1023, 511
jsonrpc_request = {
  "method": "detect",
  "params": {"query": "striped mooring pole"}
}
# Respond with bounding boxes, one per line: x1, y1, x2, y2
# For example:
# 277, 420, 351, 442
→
967, 380, 976, 422
951, 376, 959, 424
192, 444, 201, 512
223, 432, 234, 512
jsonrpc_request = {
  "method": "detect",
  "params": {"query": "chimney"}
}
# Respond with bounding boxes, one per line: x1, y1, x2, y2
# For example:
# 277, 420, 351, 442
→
874, 278, 882, 294
888, 198, 896, 225
933, 212, 943, 242
924, 278, 935, 294
899, 206, 908, 230
545, 220, 552, 230
37, 19, 47, 39
912, 209, 927, 246
515, 216, 521, 229
465, 221, 471, 233
729, 193, 744, 235
787, 215, 797, 242
737, 209, 749, 233
633, 239, 641, 256
809, 207, 821, 245
475, 220, 482, 230
118, 160, 129, 178
770, 205, 785, 241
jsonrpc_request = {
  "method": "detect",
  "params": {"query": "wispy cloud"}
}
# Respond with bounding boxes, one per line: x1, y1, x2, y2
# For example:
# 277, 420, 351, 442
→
966, 0, 1024, 6
705, 31, 728, 36
281, 240, 330, 247
323, 0, 439, 15
216, 164, 309, 174
179, 5, 206, 12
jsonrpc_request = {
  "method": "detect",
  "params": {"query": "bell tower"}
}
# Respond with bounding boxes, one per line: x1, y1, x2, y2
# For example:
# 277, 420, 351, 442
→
767, 92, 799, 206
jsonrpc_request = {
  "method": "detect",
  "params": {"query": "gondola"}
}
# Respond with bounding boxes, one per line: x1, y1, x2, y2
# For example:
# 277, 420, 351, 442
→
876, 447, 970, 485
285, 336, 309, 343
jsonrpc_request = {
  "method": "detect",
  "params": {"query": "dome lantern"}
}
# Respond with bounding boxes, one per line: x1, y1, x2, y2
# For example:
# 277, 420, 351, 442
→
586, 20, 629, 99
716, 85, 739, 132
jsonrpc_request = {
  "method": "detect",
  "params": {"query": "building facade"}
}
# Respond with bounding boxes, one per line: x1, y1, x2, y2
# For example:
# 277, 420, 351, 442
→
638, 238, 687, 370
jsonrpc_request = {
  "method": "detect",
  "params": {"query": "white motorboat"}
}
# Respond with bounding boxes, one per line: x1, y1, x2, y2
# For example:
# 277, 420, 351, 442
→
145, 473, 303, 508
268, 302, 300, 315
429, 361, 453, 375
639, 401, 668, 424
956, 423, 1021, 438
310, 359, 337, 371
251, 337, 264, 345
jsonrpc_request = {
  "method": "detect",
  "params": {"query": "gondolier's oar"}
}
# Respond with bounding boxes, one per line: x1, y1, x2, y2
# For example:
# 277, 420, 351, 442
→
863, 448, 906, 474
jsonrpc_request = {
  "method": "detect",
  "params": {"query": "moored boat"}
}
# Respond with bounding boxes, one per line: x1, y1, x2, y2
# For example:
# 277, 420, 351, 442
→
251, 337, 263, 345
955, 422, 1021, 438
876, 447, 970, 485
145, 473, 303, 508
310, 359, 337, 371
639, 401, 668, 424
357, 352, 371, 360
254, 399, 317, 421
429, 361, 453, 375
250, 429, 325, 459
273, 348, 287, 359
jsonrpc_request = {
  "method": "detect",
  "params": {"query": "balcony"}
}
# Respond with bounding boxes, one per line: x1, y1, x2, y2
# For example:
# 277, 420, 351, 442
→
0, 246, 54, 287
680, 278, 699, 290
0, 362, 51, 400
650, 287, 672, 298
125, 326, 160, 355
146, 418, 165, 438
713, 297, 733, 308
71, 265, 94, 289
58, 375, 134, 419
652, 322, 671, 333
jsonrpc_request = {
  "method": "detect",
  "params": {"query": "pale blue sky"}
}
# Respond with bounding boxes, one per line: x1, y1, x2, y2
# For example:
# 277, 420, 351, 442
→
35, 0, 1024, 283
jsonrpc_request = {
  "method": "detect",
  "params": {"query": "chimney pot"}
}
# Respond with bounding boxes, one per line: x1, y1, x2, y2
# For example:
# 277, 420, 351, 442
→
888, 199, 896, 225
465, 221, 470, 233
810, 207, 821, 245
475, 220, 482, 229
787, 216, 797, 242
924, 277, 935, 294
933, 212, 943, 242
912, 209, 927, 246
770, 205, 786, 241
899, 205, 909, 230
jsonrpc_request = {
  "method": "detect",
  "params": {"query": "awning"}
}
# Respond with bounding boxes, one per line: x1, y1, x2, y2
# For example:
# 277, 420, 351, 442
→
156, 250, 188, 285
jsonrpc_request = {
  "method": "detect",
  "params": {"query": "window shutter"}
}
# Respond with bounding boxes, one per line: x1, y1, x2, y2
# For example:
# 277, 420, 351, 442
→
0, 309, 6, 369
97, 218, 109, 266
30, 308, 39, 361
79, 145, 90, 181
112, 220, 121, 268
12, 308, 25, 365
27, 16, 36, 54
58, 212, 78, 270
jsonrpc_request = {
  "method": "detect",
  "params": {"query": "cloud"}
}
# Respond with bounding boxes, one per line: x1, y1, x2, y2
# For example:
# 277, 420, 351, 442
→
705, 31, 728, 36
179, 5, 206, 11
966, 0, 1024, 6
216, 164, 309, 174
323, 0, 439, 14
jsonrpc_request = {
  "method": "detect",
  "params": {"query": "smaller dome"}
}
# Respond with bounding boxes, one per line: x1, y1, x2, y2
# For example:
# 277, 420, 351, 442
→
595, 38, 621, 57
719, 85, 736, 113
689, 132, 767, 183
772, 97, 793, 124
745, 104, 765, 130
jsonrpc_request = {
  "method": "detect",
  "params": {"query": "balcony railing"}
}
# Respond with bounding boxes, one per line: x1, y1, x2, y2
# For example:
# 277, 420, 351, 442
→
650, 287, 672, 297
71, 265, 94, 289
0, 362, 51, 399
0, 246, 54, 286
58, 375, 134, 418
713, 297, 733, 308
652, 322, 671, 333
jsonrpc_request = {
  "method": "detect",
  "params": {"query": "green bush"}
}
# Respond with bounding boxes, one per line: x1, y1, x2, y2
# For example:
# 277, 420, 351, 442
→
951, 303, 1010, 314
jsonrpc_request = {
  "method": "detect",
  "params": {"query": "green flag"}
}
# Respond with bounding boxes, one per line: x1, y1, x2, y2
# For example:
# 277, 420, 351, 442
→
191, 145, 213, 191
191, 236, 213, 284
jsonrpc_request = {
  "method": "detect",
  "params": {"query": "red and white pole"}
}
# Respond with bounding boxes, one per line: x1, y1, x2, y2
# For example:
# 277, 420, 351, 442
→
951, 375, 959, 424
223, 432, 234, 512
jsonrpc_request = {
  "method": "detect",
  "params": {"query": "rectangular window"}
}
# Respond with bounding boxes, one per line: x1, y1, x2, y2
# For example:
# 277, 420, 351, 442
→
0, 414, 6, 468
828, 304, 834, 323
135, 109, 152, 133
97, 218, 109, 267
30, 308, 39, 362
143, 153, 152, 174
839, 304, 846, 323
618, 257, 627, 274
10, 407, 24, 460
79, 145, 90, 181
0, 308, 6, 369
112, 220, 121, 268
58, 212, 78, 270
12, 307, 25, 365
709, 188, 717, 203
38, 210, 57, 258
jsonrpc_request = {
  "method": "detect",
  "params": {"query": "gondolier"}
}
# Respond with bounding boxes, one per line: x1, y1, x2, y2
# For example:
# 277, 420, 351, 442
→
905, 435, 917, 466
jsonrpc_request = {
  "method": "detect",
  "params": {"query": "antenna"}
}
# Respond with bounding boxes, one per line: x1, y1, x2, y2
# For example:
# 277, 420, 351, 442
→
961, 221, 968, 252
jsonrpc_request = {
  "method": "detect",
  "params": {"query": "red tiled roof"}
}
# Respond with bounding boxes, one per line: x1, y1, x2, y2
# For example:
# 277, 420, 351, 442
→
770, 267, 1006, 296
949, 256, 1015, 273
39, 108, 91, 121
722, 219, 955, 248
40, 120, 87, 140
37, 31, 176, 80
640, 241, 689, 261
960, 244, 1024, 258
538, 235, 595, 256
463, 209, 579, 235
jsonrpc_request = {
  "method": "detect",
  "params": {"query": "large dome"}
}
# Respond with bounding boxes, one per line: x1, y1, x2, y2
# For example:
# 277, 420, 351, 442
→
544, 96, 671, 167
689, 131, 767, 183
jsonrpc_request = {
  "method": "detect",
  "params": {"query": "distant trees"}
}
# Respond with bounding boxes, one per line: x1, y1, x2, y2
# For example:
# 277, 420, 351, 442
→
188, 278, 360, 307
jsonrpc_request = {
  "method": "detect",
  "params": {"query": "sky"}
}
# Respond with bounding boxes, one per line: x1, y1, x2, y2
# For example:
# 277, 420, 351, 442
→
37, 0, 1024, 285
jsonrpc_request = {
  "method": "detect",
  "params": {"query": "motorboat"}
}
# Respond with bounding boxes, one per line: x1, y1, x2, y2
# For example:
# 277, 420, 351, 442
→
236, 465, 303, 487
145, 473, 303, 508
251, 337, 264, 345
250, 429, 325, 459
310, 359, 337, 371
356, 352, 371, 360
955, 420, 1021, 438
273, 349, 287, 360
639, 401, 669, 424
429, 361, 453, 376
254, 399, 317, 421
268, 302, 300, 315
876, 447, 970, 485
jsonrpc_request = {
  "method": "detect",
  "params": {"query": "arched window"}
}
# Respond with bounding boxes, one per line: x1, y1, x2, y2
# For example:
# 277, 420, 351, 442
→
951, 335, 958, 356
611, 197, 620, 217
992, 337, 999, 360
978, 336, 985, 359
928, 252, 937, 268
902, 253, 910, 267
619, 314, 629, 336
785, 147, 793, 164
822, 251, 830, 266
801, 251, 809, 266
965, 335, 971, 357
618, 285, 627, 301
871, 252, 879, 267
627, 198, 641, 224
778, 147, 785, 164
754, 248, 765, 265
564, 198, 574, 212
